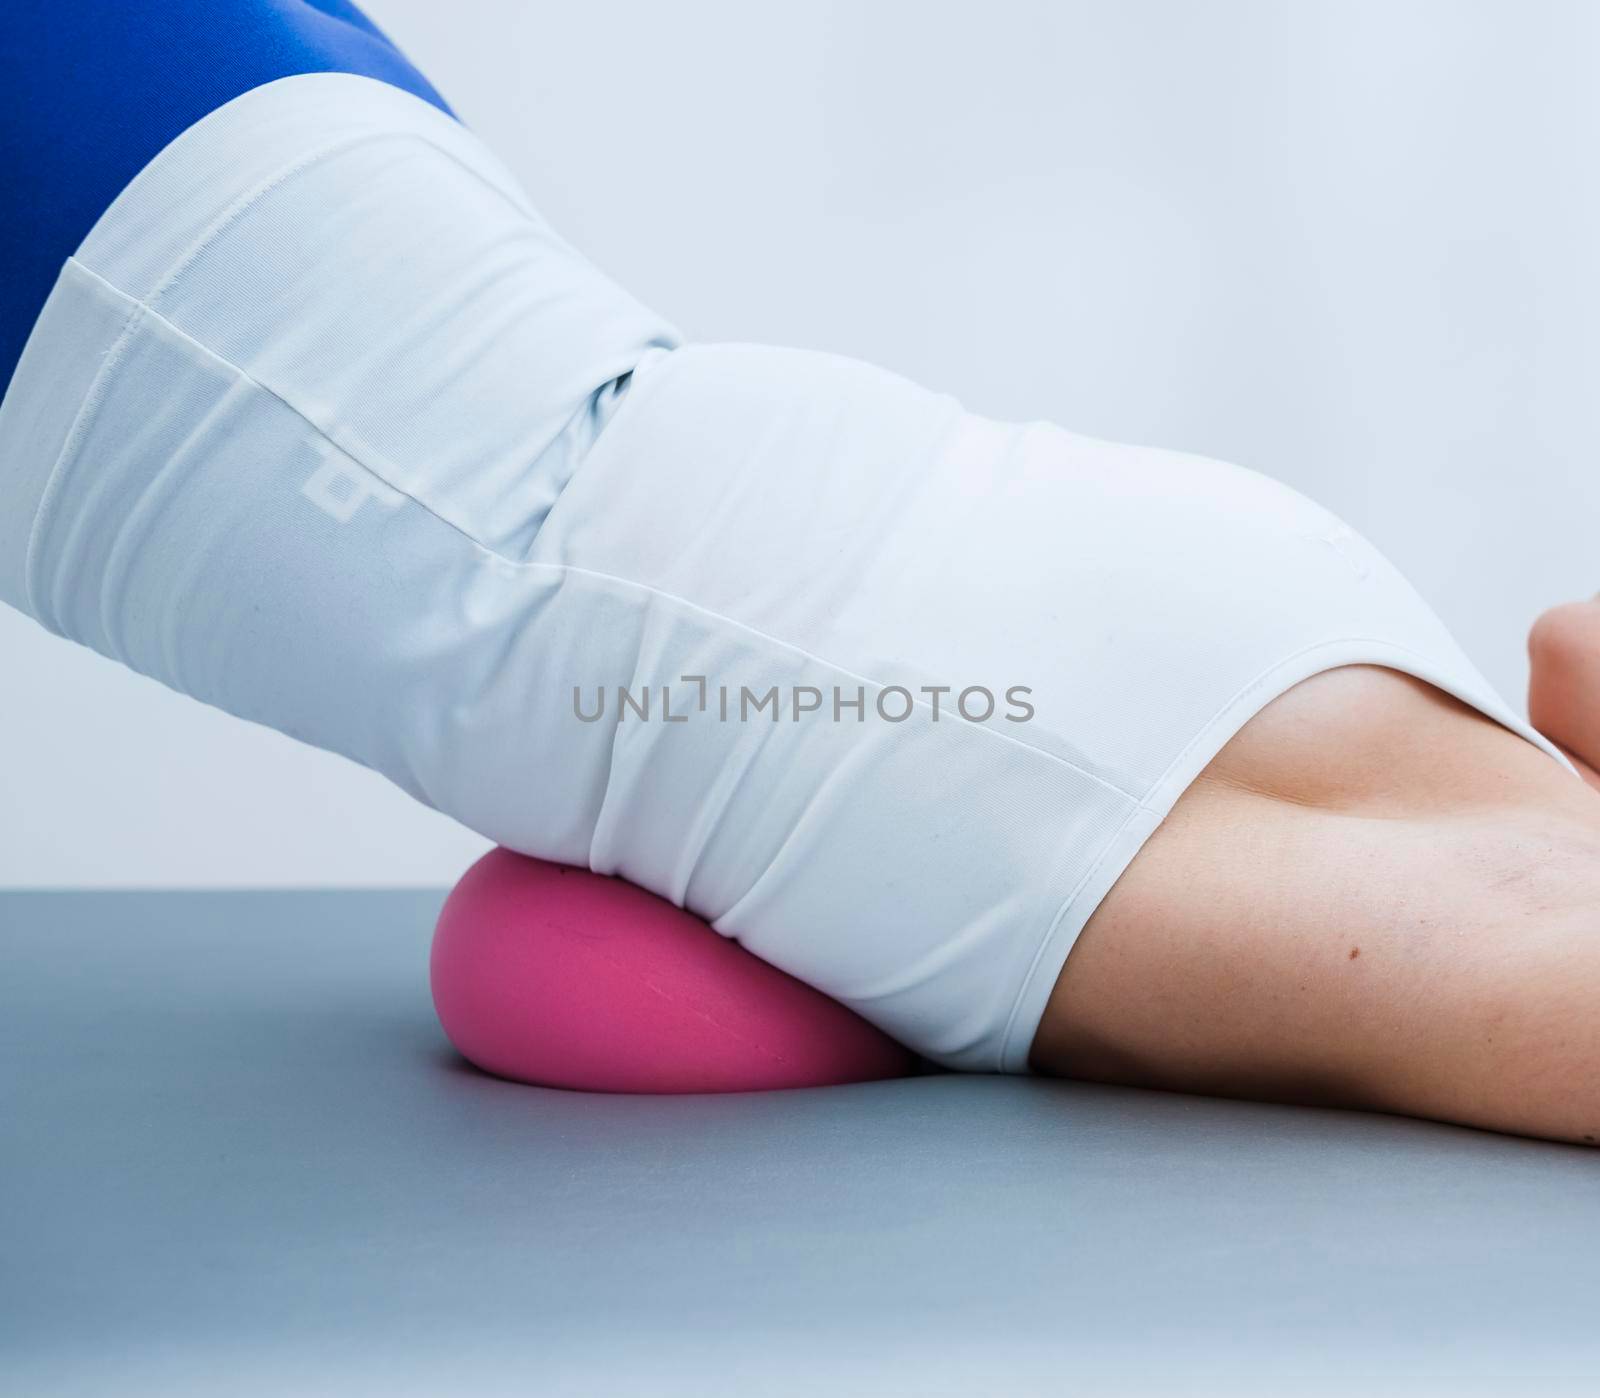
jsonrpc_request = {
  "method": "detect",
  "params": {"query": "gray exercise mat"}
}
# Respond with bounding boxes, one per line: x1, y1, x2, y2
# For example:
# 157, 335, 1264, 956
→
3, 890, 1597, 1396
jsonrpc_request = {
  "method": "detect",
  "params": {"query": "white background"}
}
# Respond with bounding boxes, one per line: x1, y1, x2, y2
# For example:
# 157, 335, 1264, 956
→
4, 0, 1599, 887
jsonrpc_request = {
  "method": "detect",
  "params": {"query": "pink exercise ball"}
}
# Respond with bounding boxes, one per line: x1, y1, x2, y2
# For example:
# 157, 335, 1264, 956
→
431, 848, 920, 1093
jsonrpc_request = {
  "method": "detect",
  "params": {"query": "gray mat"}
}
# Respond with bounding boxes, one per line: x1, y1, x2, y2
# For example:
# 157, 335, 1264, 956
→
3, 890, 1597, 1396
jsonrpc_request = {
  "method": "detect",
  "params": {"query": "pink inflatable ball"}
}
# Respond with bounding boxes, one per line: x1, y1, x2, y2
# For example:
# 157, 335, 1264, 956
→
431, 848, 920, 1093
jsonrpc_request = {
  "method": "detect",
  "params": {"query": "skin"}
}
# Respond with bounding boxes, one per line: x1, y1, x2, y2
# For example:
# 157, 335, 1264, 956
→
1031, 601, 1600, 1147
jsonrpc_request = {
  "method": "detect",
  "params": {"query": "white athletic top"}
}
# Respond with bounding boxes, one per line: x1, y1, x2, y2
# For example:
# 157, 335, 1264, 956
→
0, 75, 1571, 1070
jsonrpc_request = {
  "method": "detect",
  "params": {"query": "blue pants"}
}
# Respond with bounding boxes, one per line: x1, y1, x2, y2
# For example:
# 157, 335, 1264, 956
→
0, 0, 449, 395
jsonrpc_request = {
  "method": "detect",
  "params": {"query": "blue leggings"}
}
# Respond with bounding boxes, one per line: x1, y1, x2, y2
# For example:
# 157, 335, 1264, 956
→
0, 0, 450, 396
